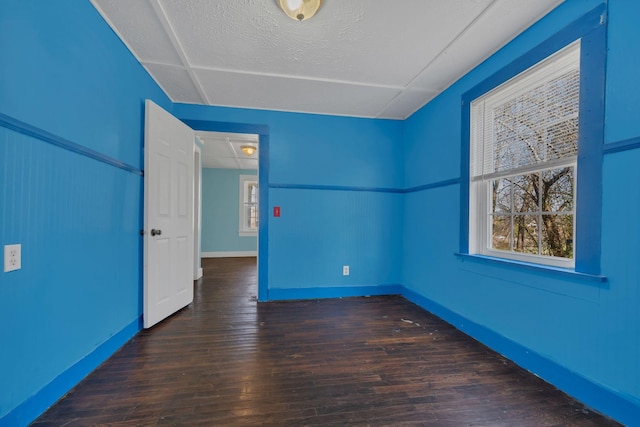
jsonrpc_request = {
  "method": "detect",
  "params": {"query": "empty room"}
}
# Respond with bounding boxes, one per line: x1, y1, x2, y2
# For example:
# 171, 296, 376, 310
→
1, 0, 639, 426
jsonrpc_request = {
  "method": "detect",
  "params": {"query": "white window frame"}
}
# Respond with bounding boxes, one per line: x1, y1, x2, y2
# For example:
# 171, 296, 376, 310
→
469, 42, 580, 269
239, 174, 258, 237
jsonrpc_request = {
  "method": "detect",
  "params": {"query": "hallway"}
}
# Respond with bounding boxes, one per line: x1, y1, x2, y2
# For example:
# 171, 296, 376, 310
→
33, 258, 619, 426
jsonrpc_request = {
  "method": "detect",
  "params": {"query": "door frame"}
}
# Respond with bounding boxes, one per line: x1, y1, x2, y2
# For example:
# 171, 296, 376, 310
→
182, 119, 269, 301
193, 142, 203, 280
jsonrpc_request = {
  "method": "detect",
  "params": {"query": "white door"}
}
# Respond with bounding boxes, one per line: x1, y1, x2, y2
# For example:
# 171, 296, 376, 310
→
143, 99, 194, 329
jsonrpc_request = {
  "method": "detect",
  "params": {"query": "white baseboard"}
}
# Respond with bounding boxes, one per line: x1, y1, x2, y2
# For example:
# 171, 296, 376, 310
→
202, 251, 257, 258
194, 268, 203, 280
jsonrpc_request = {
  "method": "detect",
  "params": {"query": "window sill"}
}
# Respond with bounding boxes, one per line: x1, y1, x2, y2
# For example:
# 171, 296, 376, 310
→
454, 253, 607, 285
239, 231, 257, 237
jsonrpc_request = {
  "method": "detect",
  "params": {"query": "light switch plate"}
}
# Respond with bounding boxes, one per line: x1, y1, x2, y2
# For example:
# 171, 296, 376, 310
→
4, 244, 21, 272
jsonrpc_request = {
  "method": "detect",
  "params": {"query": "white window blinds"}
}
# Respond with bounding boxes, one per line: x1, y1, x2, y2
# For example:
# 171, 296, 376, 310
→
471, 41, 581, 180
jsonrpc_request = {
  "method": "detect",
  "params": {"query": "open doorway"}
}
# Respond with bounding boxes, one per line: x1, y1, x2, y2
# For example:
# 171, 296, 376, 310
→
182, 120, 269, 301
195, 130, 259, 290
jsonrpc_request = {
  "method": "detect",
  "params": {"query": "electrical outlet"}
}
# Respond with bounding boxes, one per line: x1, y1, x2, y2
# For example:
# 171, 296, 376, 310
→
342, 265, 349, 276
4, 244, 21, 272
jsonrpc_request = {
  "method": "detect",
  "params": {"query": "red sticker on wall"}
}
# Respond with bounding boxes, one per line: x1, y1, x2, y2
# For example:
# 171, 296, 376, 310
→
273, 206, 281, 217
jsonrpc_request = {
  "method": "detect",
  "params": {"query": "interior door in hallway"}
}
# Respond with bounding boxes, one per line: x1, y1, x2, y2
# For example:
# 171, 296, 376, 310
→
143, 99, 194, 328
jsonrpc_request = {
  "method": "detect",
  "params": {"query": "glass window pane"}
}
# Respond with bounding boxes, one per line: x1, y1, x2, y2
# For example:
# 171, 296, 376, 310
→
491, 215, 511, 251
513, 214, 539, 254
541, 214, 573, 258
512, 174, 539, 214
253, 207, 259, 228
492, 178, 512, 213
547, 70, 580, 123
542, 167, 574, 212
245, 204, 258, 230
248, 183, 258, 203
494, 133, 545, 173
494, 136, 518, 172
546, 118, 578, 161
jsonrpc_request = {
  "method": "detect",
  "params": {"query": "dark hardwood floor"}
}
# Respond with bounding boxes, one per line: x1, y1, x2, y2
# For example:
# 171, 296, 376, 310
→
33, 257, 620, 426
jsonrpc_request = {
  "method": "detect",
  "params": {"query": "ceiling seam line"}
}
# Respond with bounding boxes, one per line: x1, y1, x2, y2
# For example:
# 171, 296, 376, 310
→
378, 0, 502, 119
88, 0, 177, 103
148, 0, 211, 104
139, 61, 428, 93
375, 91, 410, 119
138, 61, 187, 69
150, 63, 421, 91
402, 0, 502, 90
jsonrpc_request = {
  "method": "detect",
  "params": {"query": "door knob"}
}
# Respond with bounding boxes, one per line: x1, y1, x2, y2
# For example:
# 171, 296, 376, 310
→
151, 229, 162, 236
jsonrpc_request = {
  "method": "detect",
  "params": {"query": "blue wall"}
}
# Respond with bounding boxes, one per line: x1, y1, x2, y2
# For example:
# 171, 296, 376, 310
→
0, 0, 171, 424
174, 105, 405, 299
402, 0, 640, 424
201, 168, 257, 253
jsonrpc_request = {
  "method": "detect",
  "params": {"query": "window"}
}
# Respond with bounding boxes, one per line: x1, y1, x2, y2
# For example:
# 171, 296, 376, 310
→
469, 42, 580, 268
239, 175, 258, 236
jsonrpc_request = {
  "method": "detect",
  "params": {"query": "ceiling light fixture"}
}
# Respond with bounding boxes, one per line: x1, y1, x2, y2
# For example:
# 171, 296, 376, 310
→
277, 0, 322, 22
240, 145, 257, 156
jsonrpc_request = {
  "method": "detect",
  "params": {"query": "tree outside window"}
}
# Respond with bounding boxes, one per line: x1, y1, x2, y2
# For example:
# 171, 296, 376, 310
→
470, 42, 579, 268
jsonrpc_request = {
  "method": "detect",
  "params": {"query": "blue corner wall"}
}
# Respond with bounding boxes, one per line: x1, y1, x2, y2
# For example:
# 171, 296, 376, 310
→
201, 168, 257, 254
402, 0, 640, 424
0, 0, 171, 425
173, 104, 405, 300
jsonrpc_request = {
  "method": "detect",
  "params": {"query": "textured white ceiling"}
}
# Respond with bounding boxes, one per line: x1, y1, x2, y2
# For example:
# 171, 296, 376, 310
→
91, 0, 563, 119
197, 131, 259, 169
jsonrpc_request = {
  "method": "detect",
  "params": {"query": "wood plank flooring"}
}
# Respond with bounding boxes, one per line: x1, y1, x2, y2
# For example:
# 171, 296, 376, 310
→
33, 257, 621, 426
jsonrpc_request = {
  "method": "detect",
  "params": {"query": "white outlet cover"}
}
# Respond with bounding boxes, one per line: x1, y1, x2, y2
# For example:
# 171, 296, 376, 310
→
343, 265, 350, 276
4, 244, 21, 272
